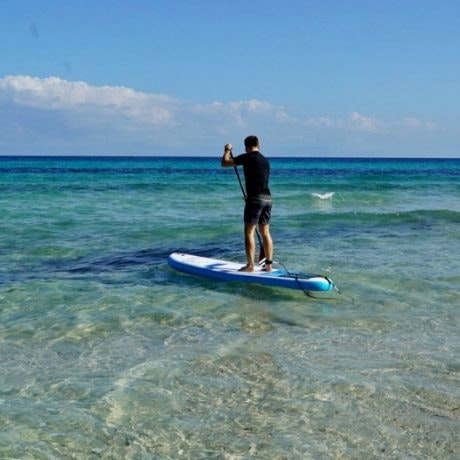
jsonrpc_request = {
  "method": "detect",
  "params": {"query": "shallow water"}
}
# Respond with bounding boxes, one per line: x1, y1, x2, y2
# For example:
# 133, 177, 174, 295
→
0, 156, 459, 458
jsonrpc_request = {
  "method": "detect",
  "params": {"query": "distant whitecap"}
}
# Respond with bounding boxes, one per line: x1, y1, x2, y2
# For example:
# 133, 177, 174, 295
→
311, 192, 334, 200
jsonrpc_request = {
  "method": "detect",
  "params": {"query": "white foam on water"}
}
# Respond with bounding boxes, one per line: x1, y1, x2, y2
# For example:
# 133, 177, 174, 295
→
311, 192, 334, 200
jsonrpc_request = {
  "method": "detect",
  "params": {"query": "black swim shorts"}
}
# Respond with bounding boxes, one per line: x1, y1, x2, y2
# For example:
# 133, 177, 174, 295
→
244, 196, 272, 225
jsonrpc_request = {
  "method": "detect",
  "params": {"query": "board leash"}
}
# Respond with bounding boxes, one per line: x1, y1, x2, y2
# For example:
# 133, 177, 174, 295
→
260, 258, 350, 301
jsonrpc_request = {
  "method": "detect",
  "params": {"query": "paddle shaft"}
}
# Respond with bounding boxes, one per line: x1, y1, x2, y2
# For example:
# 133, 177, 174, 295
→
229, 150, 265, 262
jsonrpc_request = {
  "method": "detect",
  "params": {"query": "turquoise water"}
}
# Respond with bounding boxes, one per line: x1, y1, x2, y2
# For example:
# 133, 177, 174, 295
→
0, 156, 459, 458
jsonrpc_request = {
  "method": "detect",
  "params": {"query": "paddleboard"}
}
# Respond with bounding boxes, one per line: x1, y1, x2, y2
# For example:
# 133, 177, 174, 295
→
167, 252, 334, 292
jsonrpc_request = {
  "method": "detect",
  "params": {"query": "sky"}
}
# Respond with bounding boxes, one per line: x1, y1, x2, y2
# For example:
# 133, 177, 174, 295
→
0, 0, 459, 157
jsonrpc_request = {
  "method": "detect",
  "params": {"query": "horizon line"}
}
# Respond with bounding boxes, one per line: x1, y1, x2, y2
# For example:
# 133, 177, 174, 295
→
1, 154, 459, 160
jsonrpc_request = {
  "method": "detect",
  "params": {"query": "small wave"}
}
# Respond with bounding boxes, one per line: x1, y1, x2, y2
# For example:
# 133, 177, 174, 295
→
311, 192, 334, 200
291, 209, 460, 228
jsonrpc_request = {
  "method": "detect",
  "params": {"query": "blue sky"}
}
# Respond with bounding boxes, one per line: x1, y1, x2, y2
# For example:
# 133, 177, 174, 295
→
0, 0, 458, 157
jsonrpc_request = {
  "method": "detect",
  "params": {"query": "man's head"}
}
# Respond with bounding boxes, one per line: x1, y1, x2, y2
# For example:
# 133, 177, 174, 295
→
244, 135, 259, 152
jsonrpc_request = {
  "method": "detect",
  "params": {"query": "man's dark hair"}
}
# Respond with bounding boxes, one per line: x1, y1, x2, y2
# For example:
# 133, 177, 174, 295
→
244, 135, 259, 150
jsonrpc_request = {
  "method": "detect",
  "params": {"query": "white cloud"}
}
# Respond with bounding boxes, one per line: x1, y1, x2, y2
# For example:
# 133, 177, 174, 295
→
0, 75, 291, 128
0, 75, 295, 153
403, 117, 423, 129
191, 98, 287, 120
347, 112, 385, 133
303, 112, 386, 133
0, 75, 446, 156
303, 112, 441, 136
402, 117, 440, 132
305, 117, 335, 128
0, 75, 175, 125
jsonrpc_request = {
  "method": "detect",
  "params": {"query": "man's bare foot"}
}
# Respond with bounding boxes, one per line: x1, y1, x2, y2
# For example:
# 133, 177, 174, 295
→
262, 260, 273, 272
239, 264, 254, 272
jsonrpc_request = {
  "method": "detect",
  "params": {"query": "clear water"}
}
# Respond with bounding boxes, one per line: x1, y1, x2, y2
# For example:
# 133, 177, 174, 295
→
0, 156, 459, 458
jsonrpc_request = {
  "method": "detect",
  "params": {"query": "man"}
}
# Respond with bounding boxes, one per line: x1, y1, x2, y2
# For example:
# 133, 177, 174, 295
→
221, 135, 274, 272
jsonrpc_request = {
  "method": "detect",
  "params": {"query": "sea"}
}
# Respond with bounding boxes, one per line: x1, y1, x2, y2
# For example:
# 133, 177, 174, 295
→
0, 155, 459, 459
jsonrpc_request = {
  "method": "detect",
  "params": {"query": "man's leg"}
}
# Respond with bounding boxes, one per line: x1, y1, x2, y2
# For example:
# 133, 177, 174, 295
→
240, 223, 256, 271
258, 223, 273, 271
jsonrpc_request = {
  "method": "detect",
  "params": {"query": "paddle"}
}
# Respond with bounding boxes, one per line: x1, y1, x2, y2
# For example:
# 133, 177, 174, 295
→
229, 149, 266, 263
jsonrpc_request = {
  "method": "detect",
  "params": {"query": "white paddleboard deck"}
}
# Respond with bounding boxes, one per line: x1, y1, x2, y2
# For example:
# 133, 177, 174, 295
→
168, 252, 334, 292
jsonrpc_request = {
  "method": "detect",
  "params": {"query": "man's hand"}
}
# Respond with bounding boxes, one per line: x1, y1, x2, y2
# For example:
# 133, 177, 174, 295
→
221, 143, 234, 167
